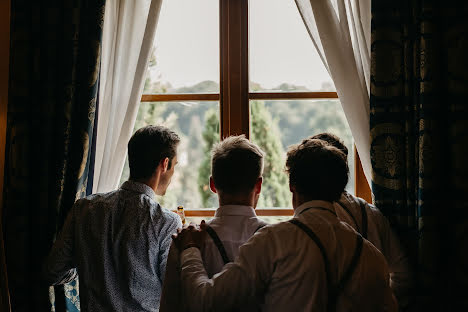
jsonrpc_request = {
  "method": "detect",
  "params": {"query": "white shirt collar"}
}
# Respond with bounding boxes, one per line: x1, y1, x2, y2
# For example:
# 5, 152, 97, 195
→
294, 200, 335, 217
214, 205, 258, 218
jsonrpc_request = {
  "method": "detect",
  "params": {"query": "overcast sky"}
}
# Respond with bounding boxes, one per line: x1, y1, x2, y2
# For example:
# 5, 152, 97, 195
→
151, 0, 334, 90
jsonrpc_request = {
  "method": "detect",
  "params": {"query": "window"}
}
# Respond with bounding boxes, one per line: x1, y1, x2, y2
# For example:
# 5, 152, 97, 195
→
121, 0, 368, 222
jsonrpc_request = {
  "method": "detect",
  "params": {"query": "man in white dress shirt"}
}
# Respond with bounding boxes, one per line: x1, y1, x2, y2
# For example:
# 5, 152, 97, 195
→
310, 133, 412, 306
174, 139, 397, 312
160, 135, 266, 311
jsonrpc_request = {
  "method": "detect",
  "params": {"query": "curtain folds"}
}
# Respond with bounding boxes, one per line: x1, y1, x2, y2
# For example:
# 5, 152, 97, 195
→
295, 0, 372, 184
4, 0, 106, 311
371, 1, 468, 310
93, 0, 163, 193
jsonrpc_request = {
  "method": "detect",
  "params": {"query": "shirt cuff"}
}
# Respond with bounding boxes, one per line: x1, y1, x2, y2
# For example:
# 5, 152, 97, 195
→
181, 246, 202, 264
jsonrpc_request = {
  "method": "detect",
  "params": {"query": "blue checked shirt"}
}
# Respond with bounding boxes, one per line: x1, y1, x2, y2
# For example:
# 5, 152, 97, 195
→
44, 181, 182, 312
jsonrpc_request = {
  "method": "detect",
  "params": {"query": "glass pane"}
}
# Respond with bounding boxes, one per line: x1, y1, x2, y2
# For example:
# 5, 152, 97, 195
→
144, 0, 219, 94
186, 215, 291, 225
120, 101, 220, 210
249, 99, 355, 208
249, 0, 335, 92
258, 216, 292, 224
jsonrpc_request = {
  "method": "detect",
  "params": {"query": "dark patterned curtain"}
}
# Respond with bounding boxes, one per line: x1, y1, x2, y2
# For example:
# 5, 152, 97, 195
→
3, 0, 105, 311
371, 1, 468, 310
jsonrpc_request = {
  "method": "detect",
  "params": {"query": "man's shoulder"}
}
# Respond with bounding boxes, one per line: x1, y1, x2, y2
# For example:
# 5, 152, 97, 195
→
207, 215, 268, 233
72, 190, 119, 210
80, 189, 119, 202
157, 205, 182, 227
360, 235, 388, 267
255, 219, 292, 237
340, 192, 384, 216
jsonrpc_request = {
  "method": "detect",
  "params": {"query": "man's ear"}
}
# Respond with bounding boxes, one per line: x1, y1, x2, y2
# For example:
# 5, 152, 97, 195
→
254, 177, 263, 194
289, 183, 295, 193
160, 157, 169, 173
209, 176, 217, 194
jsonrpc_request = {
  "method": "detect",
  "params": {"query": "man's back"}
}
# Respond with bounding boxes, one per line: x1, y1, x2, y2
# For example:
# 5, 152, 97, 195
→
159, 205, 266, 312
334, 191, 411, 302
203, 205, 267, 277
180, 200, 397, 311
45, 181, 181, 311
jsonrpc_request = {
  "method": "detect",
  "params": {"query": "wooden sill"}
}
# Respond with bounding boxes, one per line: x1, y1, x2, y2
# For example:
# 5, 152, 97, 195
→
172, 208, 294, 217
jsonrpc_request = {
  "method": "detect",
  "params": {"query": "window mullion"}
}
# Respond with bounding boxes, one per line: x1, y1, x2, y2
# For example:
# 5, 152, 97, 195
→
219, 0, 249, 139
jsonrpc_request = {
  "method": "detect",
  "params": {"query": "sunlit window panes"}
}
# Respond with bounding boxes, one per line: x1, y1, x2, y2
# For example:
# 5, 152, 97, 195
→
186, 215, 292, 225
249, 0, 335, 92
120, 101, 220, 210
249, 99, 355, 207
144, 0, 219, 94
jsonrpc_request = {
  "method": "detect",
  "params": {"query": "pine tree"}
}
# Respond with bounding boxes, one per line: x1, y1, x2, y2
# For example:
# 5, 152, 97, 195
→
198, 109, 220, 207
250, 101, 290, 208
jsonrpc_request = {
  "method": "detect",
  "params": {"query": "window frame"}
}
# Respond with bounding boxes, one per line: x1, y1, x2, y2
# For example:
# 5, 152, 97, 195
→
140, 0, 371, 217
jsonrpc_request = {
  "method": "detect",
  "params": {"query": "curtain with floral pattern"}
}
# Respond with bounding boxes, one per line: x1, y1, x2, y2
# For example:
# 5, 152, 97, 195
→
3, 0, 106, 311
370, 1, 468, 310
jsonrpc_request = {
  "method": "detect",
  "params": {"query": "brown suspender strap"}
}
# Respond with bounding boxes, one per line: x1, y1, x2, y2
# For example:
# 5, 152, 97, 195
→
206, 223, 267, 265
356, 198, 368, 240
289, 218, 364, 312
334, 234, 364, 295
205, 225, 230, 265
254, 224, 266, 233
288, 219, 334, 312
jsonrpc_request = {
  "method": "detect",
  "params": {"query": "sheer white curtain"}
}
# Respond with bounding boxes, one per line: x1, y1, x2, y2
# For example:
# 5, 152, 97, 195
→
295, 0, 372, 184
93, 0, 163, 193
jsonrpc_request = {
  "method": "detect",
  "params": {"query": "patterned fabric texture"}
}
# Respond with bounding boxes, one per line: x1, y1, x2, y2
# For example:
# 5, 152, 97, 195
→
371, 1, 468, 310
3, 0, 105, 311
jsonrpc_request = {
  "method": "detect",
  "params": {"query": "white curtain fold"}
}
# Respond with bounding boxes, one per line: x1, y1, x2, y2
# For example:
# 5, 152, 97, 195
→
295, 0, 372, 184
93, 0, 163, 193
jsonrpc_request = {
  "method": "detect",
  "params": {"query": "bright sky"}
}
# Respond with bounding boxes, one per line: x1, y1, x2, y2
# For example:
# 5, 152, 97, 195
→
151, 0, 334, 90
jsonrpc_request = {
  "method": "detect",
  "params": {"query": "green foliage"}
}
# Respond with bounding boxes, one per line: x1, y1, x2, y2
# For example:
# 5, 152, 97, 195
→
198, 109, 220, 207
176, 80, 219, 93
250, 101, 291, 207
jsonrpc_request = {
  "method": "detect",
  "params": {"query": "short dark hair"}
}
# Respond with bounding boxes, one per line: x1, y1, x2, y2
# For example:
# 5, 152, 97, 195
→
211, 135, 264, 195
309, 133, 348, 156
128, 125, 180, 180
286, 139, 348, 202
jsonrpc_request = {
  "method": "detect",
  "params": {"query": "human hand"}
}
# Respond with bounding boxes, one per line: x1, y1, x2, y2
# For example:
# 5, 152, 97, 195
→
172, 220, 207, 251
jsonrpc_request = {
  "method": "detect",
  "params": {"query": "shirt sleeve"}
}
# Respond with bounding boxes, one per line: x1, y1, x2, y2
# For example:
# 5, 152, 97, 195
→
158, 215, 182, 284
43, 201, 79, 285
180, 228, 273, 312
160, 241, 183, 312
372, 206, 413, 305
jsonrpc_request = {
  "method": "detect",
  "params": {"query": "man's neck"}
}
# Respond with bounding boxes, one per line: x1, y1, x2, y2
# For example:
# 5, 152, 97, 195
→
292, 193, 327, 210
130, 177, 158, 194
218, 195, 255, 208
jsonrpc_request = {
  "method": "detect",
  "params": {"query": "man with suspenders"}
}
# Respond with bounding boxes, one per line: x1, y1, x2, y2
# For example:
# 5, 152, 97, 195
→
160, 135, 266, 311
174, 139, 397, 311
200, 135, 267, 278
310, 133, 412, 306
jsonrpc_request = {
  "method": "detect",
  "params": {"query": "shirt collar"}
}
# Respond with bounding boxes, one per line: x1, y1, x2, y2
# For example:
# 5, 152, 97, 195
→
121, 180, 156, 198
294, 200, 335, 217
214, 205, 258, 217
